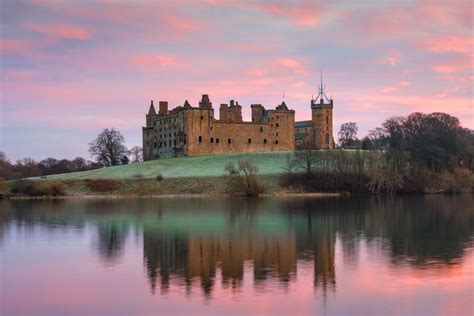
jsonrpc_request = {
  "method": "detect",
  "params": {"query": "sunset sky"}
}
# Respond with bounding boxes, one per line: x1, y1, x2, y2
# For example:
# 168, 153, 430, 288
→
1, 0, 473, 161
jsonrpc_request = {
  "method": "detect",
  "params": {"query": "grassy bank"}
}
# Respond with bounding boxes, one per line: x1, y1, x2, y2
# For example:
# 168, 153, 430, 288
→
31, 151, 293, 180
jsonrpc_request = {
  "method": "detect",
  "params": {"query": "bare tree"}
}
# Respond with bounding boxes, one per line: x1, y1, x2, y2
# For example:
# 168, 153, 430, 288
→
338, 122, 359, 148
89, 128, 128, 166
129, 146, 143, 163
292, 142, 322, 174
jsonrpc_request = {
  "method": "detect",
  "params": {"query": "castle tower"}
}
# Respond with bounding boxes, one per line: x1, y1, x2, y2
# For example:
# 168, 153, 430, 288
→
311, 72, 334, 149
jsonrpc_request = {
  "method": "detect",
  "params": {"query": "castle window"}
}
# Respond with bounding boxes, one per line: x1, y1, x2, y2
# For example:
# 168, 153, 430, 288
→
174, 140, 176, 146
154, 142, 157, 148
228, 138, 231, 144
159, 142, 162, 148
260, 127, 263, 132
276, 132, 279, 137
169, 140, 171, 146
271, 124, 273, 127
184, 134, 187, 144
211, 127, 213, 131
199, 136, 202, 143
276, 123, 279, 127
216, 138, 219, 143
264, 139, 267, 144
326, 116, 329, 124
248, 138, 252, 144
200, 115, 203, 120
275, 140, 279, 144
277, 116, 279, 119
210, 137, 214, 143
325, 133, 330, 145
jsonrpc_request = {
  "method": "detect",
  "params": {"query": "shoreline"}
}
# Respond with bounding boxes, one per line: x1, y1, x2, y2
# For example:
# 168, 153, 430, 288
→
4, 191, 342, 200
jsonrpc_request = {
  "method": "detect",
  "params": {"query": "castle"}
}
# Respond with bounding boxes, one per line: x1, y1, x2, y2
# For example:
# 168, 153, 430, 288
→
143, 79, 334, 160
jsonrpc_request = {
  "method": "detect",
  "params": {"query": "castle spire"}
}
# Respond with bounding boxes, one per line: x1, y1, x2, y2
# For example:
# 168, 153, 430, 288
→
315, 68, 330, 104
148, 100, 156, 115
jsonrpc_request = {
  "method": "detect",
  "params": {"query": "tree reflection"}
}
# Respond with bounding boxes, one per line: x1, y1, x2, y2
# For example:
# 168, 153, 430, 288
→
96, 221, 129, 265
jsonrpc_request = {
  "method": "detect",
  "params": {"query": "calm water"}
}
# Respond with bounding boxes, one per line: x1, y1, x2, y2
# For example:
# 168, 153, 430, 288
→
1, 196, 473, 316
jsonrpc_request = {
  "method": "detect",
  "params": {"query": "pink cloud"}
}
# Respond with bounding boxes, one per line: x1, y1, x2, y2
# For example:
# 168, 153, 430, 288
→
432, 64, 463, 73
24, 22, 92, 40
276, 58, 308, 75
423, 35, 472, 53
130, 54, 183, 71
257, 3, 321, 27
383, 56, 399, 66
245, 68, 267, 76
0, 39, 35, 54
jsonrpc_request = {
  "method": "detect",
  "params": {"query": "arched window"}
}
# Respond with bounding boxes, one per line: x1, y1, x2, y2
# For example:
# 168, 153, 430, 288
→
199, 136, 202, 143
325, 133, 330, 145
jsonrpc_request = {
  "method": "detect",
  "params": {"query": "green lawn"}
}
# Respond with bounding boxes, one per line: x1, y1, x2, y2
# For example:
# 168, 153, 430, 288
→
36, 151, 293, 180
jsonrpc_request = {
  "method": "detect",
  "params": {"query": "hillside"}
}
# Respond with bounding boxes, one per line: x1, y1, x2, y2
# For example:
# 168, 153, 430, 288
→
36, 151, 293, 180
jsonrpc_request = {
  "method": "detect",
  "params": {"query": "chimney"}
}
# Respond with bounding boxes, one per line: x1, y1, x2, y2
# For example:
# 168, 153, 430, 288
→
159, 101, 168, 115
230, 100, 235, 107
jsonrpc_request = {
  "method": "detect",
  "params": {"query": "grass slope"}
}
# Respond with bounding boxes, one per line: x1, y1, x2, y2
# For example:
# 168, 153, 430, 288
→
38, 151, 293, 180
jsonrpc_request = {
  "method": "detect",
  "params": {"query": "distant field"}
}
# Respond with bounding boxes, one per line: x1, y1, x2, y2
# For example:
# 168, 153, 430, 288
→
35, 151, 293, 180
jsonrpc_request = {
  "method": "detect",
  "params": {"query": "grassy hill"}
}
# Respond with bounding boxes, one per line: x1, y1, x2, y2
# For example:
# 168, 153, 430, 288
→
37, 151, 293, 180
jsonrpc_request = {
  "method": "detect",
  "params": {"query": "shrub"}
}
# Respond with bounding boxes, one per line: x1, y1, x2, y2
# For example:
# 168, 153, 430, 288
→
225, 160, 264, 196
0, 177, 11, 198
10, 180, 65, 197
155, 174, 164, 182
280, 172, 370, 194
84, 179, 122, 192
438, 168, 473, 193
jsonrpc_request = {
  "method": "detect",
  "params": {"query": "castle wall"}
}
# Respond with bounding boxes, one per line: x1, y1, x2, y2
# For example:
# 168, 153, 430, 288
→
143, 98, 295, 161
185, 109, 295, 156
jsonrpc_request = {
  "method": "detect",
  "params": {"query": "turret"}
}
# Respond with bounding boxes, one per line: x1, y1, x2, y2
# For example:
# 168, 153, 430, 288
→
199, 94, 213, 109
251, 104, 265, 122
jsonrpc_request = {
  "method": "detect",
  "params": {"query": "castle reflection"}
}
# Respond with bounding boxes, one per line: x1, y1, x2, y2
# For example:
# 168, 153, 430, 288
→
1, 195, 473, 298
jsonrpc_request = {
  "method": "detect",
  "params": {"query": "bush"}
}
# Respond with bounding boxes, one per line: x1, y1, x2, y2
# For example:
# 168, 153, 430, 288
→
10, 180, 65, 197
155, 174, 163, 182
225, 160, 264, 196
84, 179, 122, 192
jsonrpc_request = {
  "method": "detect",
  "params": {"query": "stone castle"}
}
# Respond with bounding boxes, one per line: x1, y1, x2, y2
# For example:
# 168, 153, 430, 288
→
143, 80, 334, 160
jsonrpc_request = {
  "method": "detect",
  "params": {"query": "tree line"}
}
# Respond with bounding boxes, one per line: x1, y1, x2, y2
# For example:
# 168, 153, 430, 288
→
1, 128, 143, 180
283, 112, 473, 194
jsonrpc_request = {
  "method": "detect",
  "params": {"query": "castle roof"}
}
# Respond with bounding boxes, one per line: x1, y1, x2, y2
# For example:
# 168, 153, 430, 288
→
295, 120, 312, 128
183, 99, 191, 108
277, 101, 288, 111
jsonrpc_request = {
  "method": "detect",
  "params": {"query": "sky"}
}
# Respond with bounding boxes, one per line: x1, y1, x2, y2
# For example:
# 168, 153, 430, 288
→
1, 0, 473, 161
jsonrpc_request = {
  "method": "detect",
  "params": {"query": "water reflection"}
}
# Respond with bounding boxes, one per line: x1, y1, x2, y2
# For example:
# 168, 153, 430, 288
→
1, 196, 473, 314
